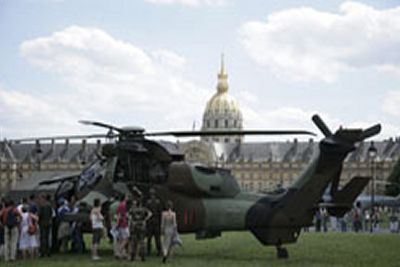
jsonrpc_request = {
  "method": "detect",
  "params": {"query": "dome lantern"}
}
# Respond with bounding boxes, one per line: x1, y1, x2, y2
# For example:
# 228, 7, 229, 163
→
217, 54, 228, 94
201, 55, 244, 144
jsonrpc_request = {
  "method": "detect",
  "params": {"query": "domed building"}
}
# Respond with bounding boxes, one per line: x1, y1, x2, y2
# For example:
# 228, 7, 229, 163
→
201, 56, 243, 144
1, 56, 399, 196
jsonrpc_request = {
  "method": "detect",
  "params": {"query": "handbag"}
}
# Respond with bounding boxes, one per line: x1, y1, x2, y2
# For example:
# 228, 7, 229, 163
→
28, 215, 37, 235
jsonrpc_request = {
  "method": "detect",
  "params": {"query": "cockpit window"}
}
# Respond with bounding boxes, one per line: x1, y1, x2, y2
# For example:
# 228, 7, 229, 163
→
195, 165, 217, 175
114, 157, 167, 185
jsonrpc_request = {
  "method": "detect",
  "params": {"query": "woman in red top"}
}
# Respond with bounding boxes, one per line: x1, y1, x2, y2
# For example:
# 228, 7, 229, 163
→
116, 195, 130, 259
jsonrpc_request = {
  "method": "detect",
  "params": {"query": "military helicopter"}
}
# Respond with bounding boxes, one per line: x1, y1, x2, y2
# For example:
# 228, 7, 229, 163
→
7, 114, 381, 259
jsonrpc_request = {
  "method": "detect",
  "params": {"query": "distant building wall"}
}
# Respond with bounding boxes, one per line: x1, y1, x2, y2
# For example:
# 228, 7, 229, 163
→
1, 139, 399, 196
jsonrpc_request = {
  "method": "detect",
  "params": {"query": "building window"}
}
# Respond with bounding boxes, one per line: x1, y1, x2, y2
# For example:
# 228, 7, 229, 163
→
225, 119, 229, 128
214, 119, 219, 128
206, 120, 210, 128
233, 120, 237, 127
224, 138, 230, 143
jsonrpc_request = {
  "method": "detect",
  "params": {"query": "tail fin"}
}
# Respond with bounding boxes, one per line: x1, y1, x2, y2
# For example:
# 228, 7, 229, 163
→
245, 115, 381, 246
324, 176, 370, 217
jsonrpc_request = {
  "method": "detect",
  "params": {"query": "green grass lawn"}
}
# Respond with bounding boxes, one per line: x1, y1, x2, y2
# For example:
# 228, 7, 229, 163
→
2, 232, 400, 267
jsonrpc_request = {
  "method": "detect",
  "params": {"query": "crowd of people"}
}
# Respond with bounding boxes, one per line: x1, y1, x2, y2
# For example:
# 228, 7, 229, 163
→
0, 188, 181, 263
4, 188, 400, 263
312, 205, 400, 233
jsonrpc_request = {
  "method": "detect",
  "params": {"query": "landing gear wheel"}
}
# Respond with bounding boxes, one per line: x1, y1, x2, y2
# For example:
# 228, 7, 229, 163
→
276, 247, 289, 259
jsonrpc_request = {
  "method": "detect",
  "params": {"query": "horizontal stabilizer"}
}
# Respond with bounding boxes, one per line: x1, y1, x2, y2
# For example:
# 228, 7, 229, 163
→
326, 176, 370, 217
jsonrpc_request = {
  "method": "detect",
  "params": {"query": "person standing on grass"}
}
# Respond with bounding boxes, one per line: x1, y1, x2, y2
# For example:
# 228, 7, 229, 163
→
109, 196, 121, 259
321, 208, 329, 232
116, 194, 130, 259
146, 188, 163, 256
0, 198, 5, 260
38, 194, 53, 257
314, 209, 321, 232
353, 202, 363, 232
57, 198, 71, 253
19, 205, 39, 260
0, 199, 21, 262
91, 198, 104, 261
71, 202, 88, 254
161, 200, 179, 264
372, 207, 380, 233
129, 199, 152, 262
389, 209, 399, 233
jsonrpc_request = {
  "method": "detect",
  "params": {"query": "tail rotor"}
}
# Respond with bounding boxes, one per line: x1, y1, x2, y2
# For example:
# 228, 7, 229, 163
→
359, 124, 382, 141
311, 114, 332, 137
312, 114, 381, 143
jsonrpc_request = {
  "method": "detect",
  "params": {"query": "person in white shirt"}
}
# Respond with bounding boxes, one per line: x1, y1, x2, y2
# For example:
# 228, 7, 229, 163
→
90, 198, 104, 261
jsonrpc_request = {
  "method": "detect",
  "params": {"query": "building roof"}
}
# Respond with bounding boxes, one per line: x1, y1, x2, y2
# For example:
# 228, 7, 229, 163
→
2, 138, 400, 164
208, 138, 400, 163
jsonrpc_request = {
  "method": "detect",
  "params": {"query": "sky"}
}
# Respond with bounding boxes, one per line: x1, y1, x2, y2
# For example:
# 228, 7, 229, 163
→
1, 0, 400, 142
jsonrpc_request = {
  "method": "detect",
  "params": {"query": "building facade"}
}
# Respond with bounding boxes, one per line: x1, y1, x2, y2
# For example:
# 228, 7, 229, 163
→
1, 57, 399, 195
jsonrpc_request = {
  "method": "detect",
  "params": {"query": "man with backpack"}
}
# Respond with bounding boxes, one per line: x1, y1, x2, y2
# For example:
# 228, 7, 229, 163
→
0, 199, 21, 262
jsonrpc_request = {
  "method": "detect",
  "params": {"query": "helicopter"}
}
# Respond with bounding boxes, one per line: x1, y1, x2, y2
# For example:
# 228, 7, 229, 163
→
7, 114, 381, 259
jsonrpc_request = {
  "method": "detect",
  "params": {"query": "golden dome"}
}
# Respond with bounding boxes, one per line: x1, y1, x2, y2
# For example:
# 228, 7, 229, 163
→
205, 91, 241, 115
201, 55, 244, 143
204, 54, 242, 116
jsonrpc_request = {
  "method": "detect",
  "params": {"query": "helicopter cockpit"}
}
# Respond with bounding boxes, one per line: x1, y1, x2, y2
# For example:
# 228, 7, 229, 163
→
113, 156, 167, 184
109, 139, 173, 186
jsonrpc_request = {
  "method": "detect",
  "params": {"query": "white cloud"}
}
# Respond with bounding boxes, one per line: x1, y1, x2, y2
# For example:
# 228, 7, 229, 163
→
144, 0, 228, 7
240, 103, 396, 141
20, 26, 156, 80
0, 26, 213, 138
243, 106, 311, 129
237, 90, 257, 104
239, 2, 400, 82
383, 90, 400, 117
0, 85, 81, 137
379, 123, 400, 139
152, 49, 186, 72
239, 105, 318, 141
5, 24, 395, 143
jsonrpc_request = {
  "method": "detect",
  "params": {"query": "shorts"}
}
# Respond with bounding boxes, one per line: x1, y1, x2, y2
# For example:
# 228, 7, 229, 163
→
92, 228, 103, 245
118, 227, 130, 240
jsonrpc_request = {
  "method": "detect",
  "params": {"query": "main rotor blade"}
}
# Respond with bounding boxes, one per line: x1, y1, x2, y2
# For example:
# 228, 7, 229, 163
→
7, 134, 112, 143
312, 114, 332, 137
145, 130, 316, 137
359, 124, 382, 141
38, 172, 80, 185
79, 120, 124, 133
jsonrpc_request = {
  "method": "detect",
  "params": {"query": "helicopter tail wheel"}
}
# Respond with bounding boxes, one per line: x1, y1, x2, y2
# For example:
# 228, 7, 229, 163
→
276, 246, 289, 259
